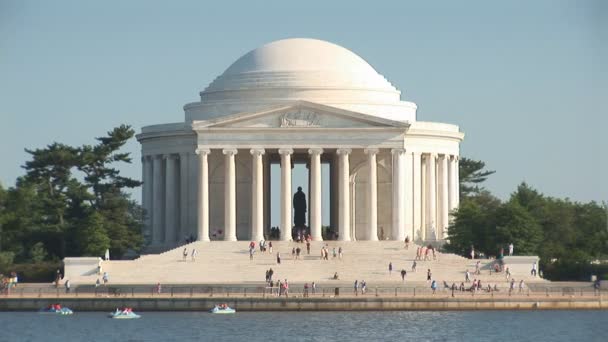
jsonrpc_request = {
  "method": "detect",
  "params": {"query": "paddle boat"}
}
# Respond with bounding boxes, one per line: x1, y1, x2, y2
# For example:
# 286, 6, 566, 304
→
109, 307, 141, 319
210, 303, 236, 314
39, 304, 73, 315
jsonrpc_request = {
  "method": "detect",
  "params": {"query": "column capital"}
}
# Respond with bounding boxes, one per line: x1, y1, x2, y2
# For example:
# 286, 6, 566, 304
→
163, 153, 177, 160
222, 148, 238, 156
178, 151, 190, 158
391, 148, 406, 155
278, 148, 294, 156
308, 148, 324, 156
250, 148, 266, 156
336, 148, 352, 155
364, 148, 380, 155
195, 148, 211, 156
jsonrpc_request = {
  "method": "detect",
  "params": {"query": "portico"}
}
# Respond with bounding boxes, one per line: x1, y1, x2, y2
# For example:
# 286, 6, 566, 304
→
137, 38, 464, 249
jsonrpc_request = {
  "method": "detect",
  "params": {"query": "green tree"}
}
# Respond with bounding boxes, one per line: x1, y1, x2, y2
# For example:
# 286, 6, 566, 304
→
29, 242, 48, 263
459, 157, 495, 198
71, 211, 111, 257
1, 125, 143, 262
494, 200, 543, 255
444, 190, 501, 257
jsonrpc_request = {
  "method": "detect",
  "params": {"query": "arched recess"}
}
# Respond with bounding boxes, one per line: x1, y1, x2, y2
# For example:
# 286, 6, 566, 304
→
352, 154, 393, 240
208, 151, 252, 240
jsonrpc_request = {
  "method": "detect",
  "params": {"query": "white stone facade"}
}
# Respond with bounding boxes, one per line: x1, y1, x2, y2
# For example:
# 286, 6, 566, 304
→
137, 38, 464, 248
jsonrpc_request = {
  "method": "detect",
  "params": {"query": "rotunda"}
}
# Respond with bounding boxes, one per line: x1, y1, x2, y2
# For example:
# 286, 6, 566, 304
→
137, 38, 463, 249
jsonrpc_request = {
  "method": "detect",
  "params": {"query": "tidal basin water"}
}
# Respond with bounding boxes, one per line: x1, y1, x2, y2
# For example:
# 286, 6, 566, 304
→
0, 310, 605, 342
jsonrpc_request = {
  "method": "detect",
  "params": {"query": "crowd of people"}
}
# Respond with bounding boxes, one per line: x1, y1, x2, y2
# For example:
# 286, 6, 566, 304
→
0, 272, 18, 294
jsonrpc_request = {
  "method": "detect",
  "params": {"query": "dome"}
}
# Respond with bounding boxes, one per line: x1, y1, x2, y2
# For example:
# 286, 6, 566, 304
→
202, 38, 399, 95
186, 38, 417, 123
223, 38, 382, 77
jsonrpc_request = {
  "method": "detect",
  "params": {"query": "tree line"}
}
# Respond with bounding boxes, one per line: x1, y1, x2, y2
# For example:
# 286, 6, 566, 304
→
445, 158, 608, 281
0, 125, 143, 272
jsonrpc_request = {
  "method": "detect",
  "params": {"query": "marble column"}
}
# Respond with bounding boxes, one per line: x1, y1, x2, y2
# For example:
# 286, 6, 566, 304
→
447, 155, 455, 212
250, 148, 265, 242
420, 155, 427, 241
454, 156, 460, 209
439, 154, 449, 239
164, 154, 178, 244
152, 155, 163, 244
279, 148, 293, 241
337, 148, 352, 241
308, 148, 323, 241
412, 152, 422, 241
404, 151, 414, 241
142, 156, 153, 243
426, 153, 437, 240
195, 148, 210, 241
391, 148, 406, 241
179, 152, 189, 242
364, 148, 379, 241
223, 148, 238, 241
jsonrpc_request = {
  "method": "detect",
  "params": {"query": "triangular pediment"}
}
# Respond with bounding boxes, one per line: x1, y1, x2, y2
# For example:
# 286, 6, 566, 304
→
193, 101, 409, 129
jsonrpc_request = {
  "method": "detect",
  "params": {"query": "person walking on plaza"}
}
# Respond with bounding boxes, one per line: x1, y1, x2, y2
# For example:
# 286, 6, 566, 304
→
431, 280, 437, 294
427, 269, 432, 283
182, 248, 188, 261
531, 262, 537, 276
361, 280, 367, 294
338, 247, 343, 260
64, 279, 70, 294
103, 272, 109, 285
475, 261, 481, 275
249, 247, 254, 260
505, 267, 511, 280
388, 262, 393, 276
412, 260, 417, 272
191, 248, 197, 261
332, 247, 337, 259
276, 252, 281, 264
268, 241, 273, 254
465, 270, 471, 282
404, 236, 410, 250
354, 280, 359, 295
295, 247, 301, 260
304, 283, 309, 297
306, 240, 311, 255
509, 243, 514, 256
400, 269, 407, 282
311, 281, 316, 295
156, 282, 162, 295
519, 279, 525, 293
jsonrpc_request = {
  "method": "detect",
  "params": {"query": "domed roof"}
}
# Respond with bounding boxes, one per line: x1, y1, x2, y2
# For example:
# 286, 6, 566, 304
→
223, 38, 380, 76
203, 38, 398, 94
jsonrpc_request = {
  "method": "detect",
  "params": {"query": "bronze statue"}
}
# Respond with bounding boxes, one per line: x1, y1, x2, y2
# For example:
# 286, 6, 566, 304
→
293, 186, 307, 228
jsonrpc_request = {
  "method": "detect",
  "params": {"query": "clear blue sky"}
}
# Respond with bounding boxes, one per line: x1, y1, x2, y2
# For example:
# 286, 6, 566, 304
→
1, 0, 606, 221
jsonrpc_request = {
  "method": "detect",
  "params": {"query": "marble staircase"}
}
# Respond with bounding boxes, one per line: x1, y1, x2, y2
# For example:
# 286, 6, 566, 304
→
70, 241, 546, 286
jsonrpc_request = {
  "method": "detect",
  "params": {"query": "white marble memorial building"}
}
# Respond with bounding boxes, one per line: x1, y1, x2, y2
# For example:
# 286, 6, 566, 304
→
137, 38, 464, 249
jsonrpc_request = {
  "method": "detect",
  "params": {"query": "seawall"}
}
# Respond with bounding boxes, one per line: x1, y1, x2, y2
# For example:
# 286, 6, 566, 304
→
0, 296, 604, 311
